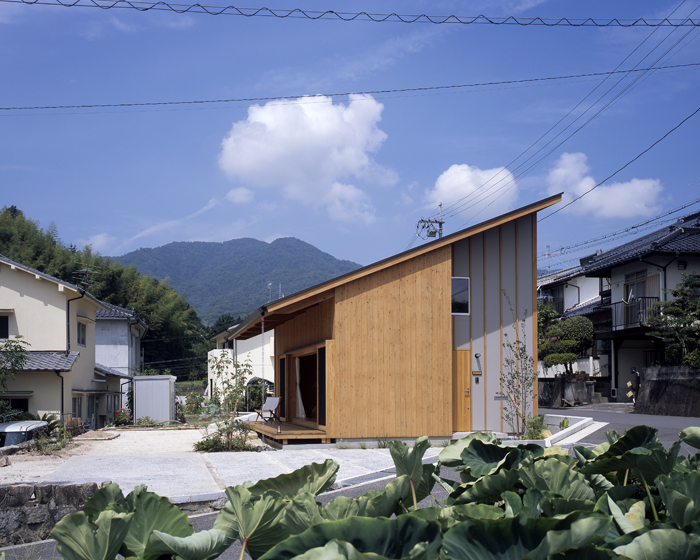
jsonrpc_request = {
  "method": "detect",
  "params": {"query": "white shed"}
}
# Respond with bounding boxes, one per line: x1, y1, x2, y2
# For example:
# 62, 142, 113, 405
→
133, 375, 176, 423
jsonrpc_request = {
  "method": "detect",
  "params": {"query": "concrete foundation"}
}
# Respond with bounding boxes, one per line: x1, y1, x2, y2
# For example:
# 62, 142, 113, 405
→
637, 366, 700, 417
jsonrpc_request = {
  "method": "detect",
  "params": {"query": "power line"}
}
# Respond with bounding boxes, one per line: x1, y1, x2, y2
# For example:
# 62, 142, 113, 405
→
4, 0, 700, 26
2, 63, 698, 113
540, 106, 700, 222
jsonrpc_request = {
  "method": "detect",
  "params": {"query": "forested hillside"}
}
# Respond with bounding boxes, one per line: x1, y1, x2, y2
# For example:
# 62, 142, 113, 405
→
0, 206, 210, 373
114, 237, 361, 323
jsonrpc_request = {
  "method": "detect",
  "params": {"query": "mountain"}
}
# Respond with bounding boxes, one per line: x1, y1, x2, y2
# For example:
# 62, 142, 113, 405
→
113, 238, 362, 324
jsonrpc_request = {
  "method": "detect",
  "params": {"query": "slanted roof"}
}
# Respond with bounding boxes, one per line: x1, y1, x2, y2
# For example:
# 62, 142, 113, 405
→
582, 212, 700, 277
95, 363, 132, 379
96, 301, 147, 332
537, 265, 584, 289
231, 193, 562, 340
19, 351, 80, 372
0, 255, 106, 309
561, 295, 602, 319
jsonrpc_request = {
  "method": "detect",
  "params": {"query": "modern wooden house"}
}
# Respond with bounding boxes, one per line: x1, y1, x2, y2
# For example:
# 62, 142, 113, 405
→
231, 194, 562, 442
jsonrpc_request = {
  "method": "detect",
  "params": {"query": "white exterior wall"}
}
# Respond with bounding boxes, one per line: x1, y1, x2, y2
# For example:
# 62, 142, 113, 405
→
538, 355, 608, 378
95, 319, 140, 376
207, 330, 275, 397
609, 257, 700, 303
562, 276, 599, 312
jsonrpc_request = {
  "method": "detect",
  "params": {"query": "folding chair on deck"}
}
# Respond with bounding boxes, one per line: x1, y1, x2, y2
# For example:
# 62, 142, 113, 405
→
255, 397, 281, 423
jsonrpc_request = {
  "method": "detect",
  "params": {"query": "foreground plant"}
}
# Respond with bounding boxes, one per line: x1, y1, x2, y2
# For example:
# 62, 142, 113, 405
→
52, 425, 700, 560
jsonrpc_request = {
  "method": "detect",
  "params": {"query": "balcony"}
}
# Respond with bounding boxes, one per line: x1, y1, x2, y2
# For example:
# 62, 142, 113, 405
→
609, 297, 659, 331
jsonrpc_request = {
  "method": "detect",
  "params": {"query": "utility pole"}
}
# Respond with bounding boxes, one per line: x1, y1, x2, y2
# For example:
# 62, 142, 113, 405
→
416, 207, 445, 240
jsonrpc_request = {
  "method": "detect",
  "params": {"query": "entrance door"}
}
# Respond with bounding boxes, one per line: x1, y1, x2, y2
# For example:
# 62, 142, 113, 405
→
452, 350, 472, 432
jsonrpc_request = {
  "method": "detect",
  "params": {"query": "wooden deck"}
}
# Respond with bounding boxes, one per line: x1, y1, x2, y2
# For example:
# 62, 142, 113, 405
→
251, 421, 329, 444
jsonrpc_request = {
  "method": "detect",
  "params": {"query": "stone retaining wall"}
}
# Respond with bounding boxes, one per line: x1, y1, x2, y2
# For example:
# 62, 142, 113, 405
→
637, 366, 700, 417
538, 379, 595, 408
0, 482, 98, 546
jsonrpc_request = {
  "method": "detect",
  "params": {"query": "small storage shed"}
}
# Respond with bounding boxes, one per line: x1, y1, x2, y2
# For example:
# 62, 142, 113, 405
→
133, 375, 176, 423
231, 194, 562, 441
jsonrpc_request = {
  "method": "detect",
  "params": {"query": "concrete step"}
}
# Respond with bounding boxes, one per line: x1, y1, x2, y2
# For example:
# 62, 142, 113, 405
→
592, 392, 609, 404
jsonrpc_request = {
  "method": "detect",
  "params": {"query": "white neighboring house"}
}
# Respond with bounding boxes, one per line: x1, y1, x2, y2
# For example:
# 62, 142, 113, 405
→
537, 265, 606, 378
95, 302, 148, 411
207, 325, 275, 402
0, 255, 125, 428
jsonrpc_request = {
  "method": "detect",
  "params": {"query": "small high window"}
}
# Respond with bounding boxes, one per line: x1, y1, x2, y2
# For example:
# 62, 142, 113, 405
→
0, 316, 8, 339
77, 322, 87, 346
452, 277, 470, 315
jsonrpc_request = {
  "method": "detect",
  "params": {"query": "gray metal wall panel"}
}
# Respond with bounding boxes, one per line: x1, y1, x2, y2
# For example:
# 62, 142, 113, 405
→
500, 222, 517, 433
515, 215, 536, 419
453, 239, 471, 349
484, 227, 502, 432
470, 234, 485, 431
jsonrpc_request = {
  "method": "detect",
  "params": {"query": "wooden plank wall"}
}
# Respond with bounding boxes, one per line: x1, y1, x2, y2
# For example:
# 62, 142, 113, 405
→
330, 246, 452, 438
275, 299, 335, 356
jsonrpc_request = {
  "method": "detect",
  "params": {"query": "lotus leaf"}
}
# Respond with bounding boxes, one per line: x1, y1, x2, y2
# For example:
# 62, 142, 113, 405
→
613, 528, 700, 560
247, 459, 339, 499
214, 485, 289, 559
145, 528, 231, 560
81, 483, 128, 522
678, 427, 700, 451
438, 432, 497, 468
518, 457, 595, 502
657, 472, 700, 528
258, 516, 442, 560
459, 441, 512, 478
446, 468, 520, 506
281, 492, 325, 534
52, 510, 134, 560
442, 511, 610, 560
119, 490, 194, 559
389, 437, 432, 506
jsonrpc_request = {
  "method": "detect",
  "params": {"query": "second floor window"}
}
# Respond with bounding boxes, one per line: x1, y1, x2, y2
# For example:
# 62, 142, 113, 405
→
77, 322, 87, 346
451, 277, 470, 315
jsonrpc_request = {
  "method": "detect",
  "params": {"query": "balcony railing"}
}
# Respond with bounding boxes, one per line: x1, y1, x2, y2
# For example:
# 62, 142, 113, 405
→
609, 297, 659, 331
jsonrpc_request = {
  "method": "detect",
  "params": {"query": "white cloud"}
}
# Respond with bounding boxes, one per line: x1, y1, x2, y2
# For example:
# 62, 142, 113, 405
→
226, 187, 254, 204
324, 183, 376, 225
218, 94, 396, 221
80, 233, 117, 254
425, 163, 518, 220
546, 152, 663, 219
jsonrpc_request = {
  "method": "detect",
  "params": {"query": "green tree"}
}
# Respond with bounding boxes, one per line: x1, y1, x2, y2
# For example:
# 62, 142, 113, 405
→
537, 301, 559, 340
539, 316, 594, 375
647, 273, 700, 368
0, 335, 30, 390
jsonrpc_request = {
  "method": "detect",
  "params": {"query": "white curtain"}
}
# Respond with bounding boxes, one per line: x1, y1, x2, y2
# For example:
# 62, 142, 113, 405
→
295, 357, 306, 418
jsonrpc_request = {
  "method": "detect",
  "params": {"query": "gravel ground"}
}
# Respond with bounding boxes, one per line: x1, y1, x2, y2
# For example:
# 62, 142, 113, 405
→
0, 428, 214, 485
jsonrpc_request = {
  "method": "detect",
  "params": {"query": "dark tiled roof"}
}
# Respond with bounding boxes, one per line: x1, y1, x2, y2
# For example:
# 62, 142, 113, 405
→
0, 255, 104, 308
582, 212, 700, 275
95, 301, 147, 331
95, 363, 132, 379
561, 296, 602, 318
537, 265, 583, 289
20, 351, 80, 372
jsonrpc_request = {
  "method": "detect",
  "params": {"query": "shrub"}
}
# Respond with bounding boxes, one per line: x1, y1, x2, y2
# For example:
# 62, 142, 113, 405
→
114, 408, 132, 426
524, 415, 546, 439
194, 421, 254, 452
136, 416, 157, 426
185, 391, 204, 414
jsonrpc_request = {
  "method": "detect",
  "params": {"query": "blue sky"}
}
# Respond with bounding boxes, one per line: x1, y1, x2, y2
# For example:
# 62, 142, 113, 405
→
2, 0, 699, 272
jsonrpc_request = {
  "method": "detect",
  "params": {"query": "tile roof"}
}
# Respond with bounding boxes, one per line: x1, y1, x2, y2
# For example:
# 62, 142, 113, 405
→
95, 301, 147, 332
582, 212, 700, 275
19, 351, 80, 372
537, 265, 584, 289
95, 363, 132, 379
561, 296, 602, 318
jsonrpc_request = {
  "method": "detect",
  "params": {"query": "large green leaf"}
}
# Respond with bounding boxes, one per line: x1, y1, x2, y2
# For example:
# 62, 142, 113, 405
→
540, 491, 594, 517
410, 503, 505, 531
389, 437, 432, 505
287, 539, 434, 560
322, 476, 412, 523
657, 472, 700, 528
214, 485, 289, 560
613, 528, 700, 560
442, 511, 610, 560
82, 484, 128, 522
438, 432, 497, 468
606, 495, 644, 535
459, 441, 512, 478
678, 427, 700, 450
258, 516, 442, 560
247, 460, 339, 499
518, 457, 595, 502
120, 490, 194, 560
446, 468, 520, 506
281, 492, 325, 534
145, 529, 231, 560
52, 510, 133, 560
548, 546, 626, 559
